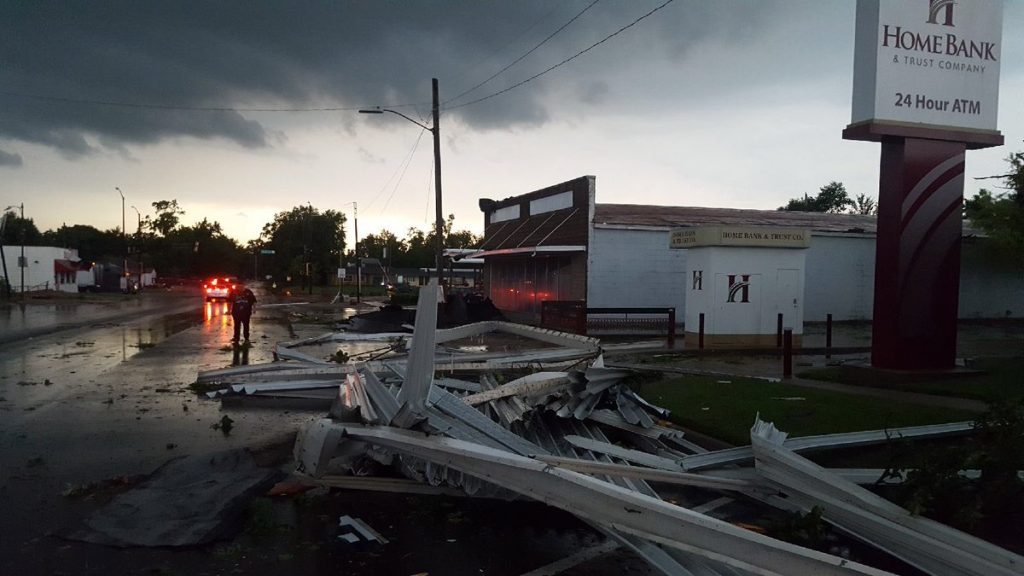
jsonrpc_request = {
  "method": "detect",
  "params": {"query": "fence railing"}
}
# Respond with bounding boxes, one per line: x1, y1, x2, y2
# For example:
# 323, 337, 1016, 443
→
540, 301, 676, 346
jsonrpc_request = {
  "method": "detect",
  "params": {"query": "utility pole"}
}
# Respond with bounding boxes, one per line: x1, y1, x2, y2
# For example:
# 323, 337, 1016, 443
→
0, 211, 10, 298
354, 202, 360, 303
431, 78, 444, 289
359, 78, 445, 291
131, 205, 142, 290
116, 187, 126, 293
18, 203, 25, 296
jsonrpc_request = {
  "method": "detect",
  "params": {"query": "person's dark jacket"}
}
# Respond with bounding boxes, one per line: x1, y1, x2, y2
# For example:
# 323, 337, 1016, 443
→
230, 289, 257, 318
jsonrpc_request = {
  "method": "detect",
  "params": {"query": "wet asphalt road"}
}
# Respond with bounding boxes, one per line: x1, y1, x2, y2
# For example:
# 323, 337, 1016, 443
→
0, 290, 324, 574
0, 290, 645, 576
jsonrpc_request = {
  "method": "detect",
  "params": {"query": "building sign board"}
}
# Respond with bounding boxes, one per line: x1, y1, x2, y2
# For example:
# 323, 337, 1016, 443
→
670, 227, 810, 249
850, 0, 1003, 133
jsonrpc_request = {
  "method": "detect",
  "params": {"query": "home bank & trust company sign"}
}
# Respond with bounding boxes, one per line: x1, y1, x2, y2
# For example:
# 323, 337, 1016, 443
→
851, 0, 1003, 134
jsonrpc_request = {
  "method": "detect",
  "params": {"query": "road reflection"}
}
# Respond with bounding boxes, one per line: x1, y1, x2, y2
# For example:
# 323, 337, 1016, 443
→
204, 301, 231, 324
231, 345, 250, 366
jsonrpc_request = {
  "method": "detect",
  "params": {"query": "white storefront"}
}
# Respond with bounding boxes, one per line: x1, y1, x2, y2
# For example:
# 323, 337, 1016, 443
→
0, 246, 82, 293
585, 206, 1021, 323
482, 177, 1024, 328
672, 226, 809, 348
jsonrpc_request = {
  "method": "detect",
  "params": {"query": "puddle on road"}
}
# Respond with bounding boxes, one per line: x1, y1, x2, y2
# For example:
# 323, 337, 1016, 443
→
0, 308, 206, 412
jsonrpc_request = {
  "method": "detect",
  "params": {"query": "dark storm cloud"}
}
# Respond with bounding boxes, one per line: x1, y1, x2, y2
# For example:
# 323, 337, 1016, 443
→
0, 149, 24, 167
0, 1, 819, 158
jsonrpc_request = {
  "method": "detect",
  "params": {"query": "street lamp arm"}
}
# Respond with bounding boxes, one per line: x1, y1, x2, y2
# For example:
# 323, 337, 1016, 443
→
359, 108, 433, 132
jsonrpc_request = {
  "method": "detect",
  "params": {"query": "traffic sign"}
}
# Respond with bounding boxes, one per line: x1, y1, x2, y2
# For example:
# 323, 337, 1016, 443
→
259, 249, 275, 255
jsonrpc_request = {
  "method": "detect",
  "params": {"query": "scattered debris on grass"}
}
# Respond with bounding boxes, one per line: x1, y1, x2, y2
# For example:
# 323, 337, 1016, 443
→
212, 414, 234, 435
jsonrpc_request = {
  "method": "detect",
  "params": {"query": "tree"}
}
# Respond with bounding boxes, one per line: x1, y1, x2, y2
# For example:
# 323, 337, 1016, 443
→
850, 193, 878, 216
150, 199, 184, 236
261, 205, 346, 285
966, 151, 1024, 269
357, 230, 402, 264
39, 224, 122, 261
779, 181, 854, 213
1, 210, 42, 245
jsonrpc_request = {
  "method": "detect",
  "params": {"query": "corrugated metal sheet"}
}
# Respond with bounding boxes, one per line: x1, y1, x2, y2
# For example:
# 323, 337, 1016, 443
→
750, 417, 1023, 576
343, 424, 897, 576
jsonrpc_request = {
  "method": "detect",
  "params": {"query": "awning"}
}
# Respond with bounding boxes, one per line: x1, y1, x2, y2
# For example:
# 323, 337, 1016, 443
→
54, 259, 78, 274
469, 245, 586, 258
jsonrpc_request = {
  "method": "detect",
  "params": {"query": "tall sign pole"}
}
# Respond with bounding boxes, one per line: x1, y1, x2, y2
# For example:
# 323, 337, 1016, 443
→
844, 0, 1003, 370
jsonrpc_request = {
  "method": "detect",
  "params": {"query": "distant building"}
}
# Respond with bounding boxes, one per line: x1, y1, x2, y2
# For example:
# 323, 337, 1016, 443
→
475, 176, 1022, 325
0, 246, 84, 293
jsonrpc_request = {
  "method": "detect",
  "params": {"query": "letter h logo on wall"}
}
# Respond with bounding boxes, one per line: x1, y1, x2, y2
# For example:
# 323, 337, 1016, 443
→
927, 0, 955, 27
692, 270, 703, 291
727, 274, 751, 303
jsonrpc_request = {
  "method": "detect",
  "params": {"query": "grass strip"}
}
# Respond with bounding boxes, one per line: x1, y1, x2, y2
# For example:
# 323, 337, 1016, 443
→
637, 376, 976, 445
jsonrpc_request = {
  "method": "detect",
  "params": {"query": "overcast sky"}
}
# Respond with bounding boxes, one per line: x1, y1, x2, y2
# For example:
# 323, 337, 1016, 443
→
2, 1, 1022, 243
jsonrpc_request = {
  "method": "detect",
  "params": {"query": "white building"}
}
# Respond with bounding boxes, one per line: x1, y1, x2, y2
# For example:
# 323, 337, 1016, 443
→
0, 246, 83, 293
476, 176, 1023, 331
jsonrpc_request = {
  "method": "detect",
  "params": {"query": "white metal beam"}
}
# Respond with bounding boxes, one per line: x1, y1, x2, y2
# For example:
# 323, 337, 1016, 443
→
342, 424, 896, 576
750, 417, 1023, 576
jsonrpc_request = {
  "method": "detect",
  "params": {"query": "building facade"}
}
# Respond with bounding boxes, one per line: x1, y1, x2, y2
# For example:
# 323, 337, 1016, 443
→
0, 246, 83, 293
477, 176, 1023, 326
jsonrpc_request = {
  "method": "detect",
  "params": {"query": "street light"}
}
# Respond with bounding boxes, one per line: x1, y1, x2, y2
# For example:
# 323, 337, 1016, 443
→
360, 77, 445, 288
131, 205, 142, 290
115, 187, 127, 292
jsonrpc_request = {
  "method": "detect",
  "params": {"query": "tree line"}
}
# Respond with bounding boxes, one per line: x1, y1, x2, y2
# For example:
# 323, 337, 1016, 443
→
5, 152, 1019, 283
0, 200, 481, 284
778, 152, 1022, 269
778, 181, 878, 215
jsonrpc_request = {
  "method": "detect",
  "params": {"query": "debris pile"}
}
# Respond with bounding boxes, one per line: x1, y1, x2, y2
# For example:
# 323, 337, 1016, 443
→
195, 281, 1023, 576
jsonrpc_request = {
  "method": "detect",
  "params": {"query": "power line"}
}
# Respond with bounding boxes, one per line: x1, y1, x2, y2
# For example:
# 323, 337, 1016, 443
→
446, 0, 676, 111
380, 130, 426, 214
365, 128, 427, 213
445, 3, 564, 90
0, 89, 425, 113
1, 0, 673, 117
444, 0, 601, 105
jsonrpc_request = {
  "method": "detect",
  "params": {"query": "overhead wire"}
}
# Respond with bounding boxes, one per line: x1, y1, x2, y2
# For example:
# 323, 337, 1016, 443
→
0, 89, 426, 113
2, 0, 672, 117
444, 0, 601, 106
446, 0, 676, 111
364, 128, 427, 214
380, 129, 426, 214
444, 2, 564, 90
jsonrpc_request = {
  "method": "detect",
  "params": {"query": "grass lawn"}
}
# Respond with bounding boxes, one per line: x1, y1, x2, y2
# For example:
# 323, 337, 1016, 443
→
797, 357, 1024, 403
636, 376, 976, 446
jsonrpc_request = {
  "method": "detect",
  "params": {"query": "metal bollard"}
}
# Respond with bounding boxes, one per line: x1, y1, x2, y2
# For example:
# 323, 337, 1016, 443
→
776, 313, 783, 348
667, 308, 676, 348
698, 313, 705, 351
826, 313, 833, 359
783, 328, 793, 378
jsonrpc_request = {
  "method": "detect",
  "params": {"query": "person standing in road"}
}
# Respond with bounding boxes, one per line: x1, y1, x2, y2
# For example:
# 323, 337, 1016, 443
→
230, 287, 257, 343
